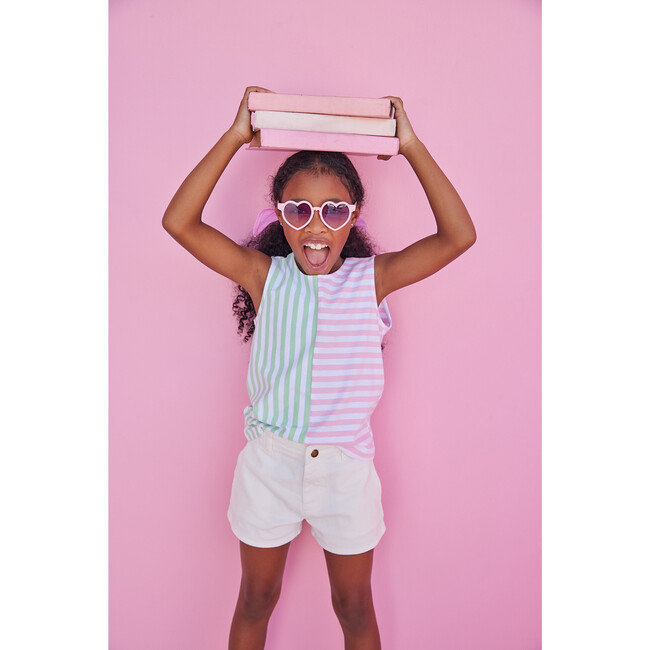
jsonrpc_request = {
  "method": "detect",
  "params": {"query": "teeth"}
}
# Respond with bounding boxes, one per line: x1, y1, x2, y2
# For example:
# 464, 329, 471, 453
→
305, 243, 328, 250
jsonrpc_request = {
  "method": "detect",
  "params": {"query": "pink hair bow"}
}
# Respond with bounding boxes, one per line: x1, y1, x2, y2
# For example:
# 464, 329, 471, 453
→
252, 206, 367, 237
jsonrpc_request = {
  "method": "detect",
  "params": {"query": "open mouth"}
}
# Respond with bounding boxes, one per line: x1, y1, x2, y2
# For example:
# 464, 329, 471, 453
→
303, 242, 330, 270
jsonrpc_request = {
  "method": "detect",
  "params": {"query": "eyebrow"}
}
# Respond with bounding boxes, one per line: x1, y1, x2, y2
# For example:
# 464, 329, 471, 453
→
287, 197, 349, 203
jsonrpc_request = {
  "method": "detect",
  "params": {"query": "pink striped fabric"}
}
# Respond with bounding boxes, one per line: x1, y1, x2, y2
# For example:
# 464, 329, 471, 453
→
305, 257, 392, 459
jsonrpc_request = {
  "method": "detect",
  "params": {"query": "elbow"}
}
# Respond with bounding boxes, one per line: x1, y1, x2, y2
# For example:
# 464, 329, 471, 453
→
448, 209, 477, 254
464, 226, 477, 249
162, 206, 201, 237
464, 215, 478, 248
456, 224, 477, 254
162, 210, 182, 236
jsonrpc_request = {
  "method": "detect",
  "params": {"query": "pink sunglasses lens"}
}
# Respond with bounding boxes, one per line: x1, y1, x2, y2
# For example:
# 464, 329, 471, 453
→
283, 202, 312, 228
322, 203, 351, 229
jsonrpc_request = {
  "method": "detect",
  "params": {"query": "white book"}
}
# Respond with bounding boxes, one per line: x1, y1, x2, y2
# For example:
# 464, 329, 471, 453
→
251, 110, 396, 137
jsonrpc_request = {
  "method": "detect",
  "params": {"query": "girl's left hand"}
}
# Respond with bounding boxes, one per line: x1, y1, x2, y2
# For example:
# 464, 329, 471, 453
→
378, 96, 419, 160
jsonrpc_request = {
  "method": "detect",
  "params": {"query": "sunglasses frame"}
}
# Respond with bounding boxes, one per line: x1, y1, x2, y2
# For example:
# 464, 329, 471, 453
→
277, 200, 357, 231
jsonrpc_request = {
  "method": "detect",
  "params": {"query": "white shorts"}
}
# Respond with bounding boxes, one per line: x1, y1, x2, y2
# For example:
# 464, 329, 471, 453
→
227, 429, 385, 555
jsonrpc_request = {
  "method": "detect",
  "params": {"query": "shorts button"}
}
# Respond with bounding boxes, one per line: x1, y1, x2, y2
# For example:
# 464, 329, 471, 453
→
311, 449, 319, 458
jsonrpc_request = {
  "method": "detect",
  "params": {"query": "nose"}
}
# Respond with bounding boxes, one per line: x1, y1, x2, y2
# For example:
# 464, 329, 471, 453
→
306, 208, 328, 233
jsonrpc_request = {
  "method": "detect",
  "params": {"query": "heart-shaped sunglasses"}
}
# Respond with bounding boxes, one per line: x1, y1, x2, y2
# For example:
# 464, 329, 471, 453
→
277, 200, 357, 231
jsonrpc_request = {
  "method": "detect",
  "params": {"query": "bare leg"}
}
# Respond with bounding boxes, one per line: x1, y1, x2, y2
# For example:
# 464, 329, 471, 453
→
228, 541, 291, 650
324, 549, 381, 650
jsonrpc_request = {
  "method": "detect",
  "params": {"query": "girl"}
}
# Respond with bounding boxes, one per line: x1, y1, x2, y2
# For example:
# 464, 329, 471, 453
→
162, 86, 476, 650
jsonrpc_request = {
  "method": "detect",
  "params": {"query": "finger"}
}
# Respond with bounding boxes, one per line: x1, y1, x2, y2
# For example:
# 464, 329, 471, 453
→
246, 86, 273, 95
242, 87, 271, 105
381, 96, 404, 120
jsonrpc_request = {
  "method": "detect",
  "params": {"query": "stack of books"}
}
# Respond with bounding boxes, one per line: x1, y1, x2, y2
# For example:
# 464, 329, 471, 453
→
247, 92, 399, 157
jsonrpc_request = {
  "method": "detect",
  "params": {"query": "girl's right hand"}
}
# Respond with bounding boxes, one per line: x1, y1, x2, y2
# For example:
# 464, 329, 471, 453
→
228, 86, 273, 145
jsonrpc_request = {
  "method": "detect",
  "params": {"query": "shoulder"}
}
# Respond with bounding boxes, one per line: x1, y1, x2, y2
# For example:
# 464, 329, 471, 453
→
331, 256, 378, 297
341, 255, 376, 274
345, 255, 375, 265
272, 252, 296, 274
263, 253, 298, 289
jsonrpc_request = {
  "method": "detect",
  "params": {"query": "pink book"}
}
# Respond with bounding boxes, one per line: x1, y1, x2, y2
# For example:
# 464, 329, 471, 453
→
248, 92, 393, 119
248, 129, 399, 157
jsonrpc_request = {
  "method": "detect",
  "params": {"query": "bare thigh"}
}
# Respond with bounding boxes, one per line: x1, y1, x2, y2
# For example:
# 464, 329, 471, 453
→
324, 548, 374, 600
324, 548, 381, 647
229, 542, 292, 650
325, 550, 373, 616
237, 541, 291, 609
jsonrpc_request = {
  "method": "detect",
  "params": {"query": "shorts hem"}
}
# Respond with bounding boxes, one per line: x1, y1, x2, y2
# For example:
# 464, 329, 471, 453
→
229, 522, 301, 549
313, 523, 386, 556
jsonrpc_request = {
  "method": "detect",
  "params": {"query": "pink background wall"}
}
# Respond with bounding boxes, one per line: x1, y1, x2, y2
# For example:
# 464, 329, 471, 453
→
109, 0, 540, 648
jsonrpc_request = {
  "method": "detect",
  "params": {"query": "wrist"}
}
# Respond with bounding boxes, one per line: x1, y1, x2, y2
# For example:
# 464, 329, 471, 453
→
400, 136, 423, 157
224, 127, 250, 149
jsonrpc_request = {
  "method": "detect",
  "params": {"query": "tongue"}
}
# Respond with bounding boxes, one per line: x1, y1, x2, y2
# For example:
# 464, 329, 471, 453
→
304, 246, 328, 267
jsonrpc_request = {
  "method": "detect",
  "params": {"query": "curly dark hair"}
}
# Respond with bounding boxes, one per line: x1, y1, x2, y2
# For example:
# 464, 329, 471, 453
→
232, 151, 377, 342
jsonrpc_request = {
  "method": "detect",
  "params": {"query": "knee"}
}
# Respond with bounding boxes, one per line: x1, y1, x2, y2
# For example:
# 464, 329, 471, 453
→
331, 589, 374, 633
238, 580, 282, 623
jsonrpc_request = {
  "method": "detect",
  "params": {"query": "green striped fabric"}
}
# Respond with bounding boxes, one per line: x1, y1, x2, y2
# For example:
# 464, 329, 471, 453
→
243, 254, 318, 443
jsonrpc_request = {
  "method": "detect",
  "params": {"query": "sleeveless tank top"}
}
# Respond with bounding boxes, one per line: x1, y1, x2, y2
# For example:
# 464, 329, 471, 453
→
243, 253, 391, 460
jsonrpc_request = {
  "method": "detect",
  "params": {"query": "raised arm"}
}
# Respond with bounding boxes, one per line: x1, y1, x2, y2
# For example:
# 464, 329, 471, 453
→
162, 86, 273, 311
374, 96, 477, 304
